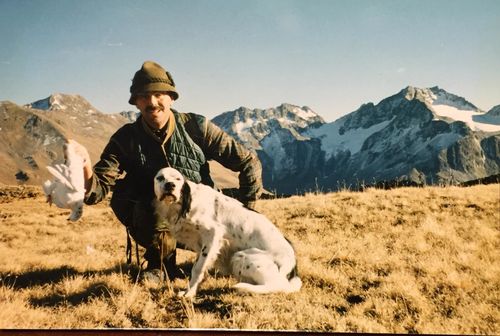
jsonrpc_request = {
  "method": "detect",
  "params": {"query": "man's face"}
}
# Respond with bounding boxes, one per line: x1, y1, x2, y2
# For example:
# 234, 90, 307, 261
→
135, 92, 173, 130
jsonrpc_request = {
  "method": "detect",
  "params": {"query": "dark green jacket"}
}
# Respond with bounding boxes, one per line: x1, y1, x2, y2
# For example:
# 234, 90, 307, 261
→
84, 110, 262, 208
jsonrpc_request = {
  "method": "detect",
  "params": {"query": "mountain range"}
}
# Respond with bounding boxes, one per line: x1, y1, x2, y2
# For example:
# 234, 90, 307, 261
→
212, 86, 500, 194
1, 87, 498, 194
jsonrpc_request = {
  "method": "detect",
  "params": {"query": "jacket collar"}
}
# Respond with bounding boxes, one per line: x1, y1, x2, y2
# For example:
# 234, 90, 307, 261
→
139, 109, 176, 144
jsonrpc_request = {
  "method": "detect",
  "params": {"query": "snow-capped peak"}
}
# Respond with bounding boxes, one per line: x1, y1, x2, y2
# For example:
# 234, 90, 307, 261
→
27, 93, 73, 111
281, 103, 320, 121
404, 86, 480, 112
212, 103, 325, 148
26, 93, 108, 119
404, 86, 499, 132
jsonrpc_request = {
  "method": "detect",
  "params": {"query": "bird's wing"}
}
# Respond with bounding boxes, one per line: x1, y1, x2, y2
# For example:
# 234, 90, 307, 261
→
46, 165, 76, 191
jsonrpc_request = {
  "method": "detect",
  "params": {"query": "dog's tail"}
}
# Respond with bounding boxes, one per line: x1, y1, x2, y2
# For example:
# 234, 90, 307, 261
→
233, 276, 302, 294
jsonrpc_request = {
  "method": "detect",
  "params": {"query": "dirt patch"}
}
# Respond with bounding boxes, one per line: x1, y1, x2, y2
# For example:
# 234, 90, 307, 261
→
0, 185, 43, 203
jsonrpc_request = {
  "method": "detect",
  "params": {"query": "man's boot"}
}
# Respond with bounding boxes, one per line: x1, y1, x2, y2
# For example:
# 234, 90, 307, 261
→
141, 231, 178, 283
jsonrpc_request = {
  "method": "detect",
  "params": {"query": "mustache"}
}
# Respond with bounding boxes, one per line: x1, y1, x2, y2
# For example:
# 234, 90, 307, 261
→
145, 105, 164, 113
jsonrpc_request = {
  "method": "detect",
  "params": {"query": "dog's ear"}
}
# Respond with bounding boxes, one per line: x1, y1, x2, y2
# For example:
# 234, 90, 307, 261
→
179, 181, 192, 219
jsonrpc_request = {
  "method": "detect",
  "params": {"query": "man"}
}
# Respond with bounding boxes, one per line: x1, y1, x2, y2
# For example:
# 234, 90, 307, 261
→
78, 61, 263, 281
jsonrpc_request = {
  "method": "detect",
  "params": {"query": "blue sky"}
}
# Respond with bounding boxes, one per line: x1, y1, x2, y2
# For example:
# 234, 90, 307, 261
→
1, 0, 499, 121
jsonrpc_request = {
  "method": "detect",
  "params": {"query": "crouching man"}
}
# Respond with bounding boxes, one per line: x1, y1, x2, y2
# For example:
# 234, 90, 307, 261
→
76, 61, 262, 282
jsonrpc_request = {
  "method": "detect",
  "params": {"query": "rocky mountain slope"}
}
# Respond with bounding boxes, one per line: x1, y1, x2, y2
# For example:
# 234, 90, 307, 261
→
0, 94, 130, 185
212, 87, 500, 194
212, 104, 326, 193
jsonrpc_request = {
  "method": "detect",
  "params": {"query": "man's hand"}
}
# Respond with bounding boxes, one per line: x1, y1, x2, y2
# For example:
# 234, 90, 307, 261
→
67, 139, 93, 192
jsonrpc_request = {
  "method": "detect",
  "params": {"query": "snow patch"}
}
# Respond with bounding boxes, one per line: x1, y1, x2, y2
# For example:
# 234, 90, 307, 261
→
51, 95, 67, 110
429, 133, 462, 150
234, 118, 257, 133
305, 119, 393, 159
277, 117, 298, 128
293, 106, 318, 120
261, 132, 292, 172
433, 104, 500, 132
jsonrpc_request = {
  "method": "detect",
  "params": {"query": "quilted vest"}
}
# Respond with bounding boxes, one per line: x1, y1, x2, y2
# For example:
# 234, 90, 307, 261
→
116, 112, 214, 201
167, 112, 213, 185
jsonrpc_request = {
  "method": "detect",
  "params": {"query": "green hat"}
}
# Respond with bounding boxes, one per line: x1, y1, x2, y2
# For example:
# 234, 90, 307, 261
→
129, 61, 179, 104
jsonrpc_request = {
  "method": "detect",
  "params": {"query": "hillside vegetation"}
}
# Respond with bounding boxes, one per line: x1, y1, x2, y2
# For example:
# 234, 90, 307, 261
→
0, 184, 498, 333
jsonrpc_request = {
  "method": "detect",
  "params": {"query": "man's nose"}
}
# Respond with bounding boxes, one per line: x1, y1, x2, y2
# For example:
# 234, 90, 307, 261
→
145, 94, 158, 105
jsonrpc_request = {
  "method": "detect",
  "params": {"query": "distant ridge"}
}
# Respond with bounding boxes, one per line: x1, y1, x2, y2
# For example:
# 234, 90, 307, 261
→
1, 88, 498, 193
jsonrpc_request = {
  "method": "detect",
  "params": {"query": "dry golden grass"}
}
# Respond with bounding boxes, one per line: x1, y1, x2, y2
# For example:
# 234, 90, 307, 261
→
0, 184, 498, 333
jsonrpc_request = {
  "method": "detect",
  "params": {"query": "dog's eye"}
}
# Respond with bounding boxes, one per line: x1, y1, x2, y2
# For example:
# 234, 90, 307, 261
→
156, 176, 165, 182
176, 177, 181, 181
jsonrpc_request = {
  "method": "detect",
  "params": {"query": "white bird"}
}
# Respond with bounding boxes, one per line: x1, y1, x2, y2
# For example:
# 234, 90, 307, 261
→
42, 140, 86, 221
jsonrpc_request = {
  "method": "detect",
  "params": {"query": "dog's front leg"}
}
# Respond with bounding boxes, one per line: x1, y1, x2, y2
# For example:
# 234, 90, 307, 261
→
181, 226, 223, 298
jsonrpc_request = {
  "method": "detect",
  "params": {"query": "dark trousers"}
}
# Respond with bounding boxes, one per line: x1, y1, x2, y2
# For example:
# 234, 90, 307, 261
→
110, 192, 177, 275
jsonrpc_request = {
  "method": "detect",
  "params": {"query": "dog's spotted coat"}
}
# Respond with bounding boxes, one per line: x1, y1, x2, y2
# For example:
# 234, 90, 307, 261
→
153, 167, 302, 298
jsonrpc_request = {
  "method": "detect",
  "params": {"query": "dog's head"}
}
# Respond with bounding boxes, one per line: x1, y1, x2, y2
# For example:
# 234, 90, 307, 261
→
154, 167, 191, 217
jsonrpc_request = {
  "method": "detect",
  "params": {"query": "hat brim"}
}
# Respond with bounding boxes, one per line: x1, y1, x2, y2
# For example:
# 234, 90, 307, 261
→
129, 82, 179, 105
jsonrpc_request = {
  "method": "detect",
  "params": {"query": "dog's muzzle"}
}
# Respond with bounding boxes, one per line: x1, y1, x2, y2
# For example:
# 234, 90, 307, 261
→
159, 182, 176, 202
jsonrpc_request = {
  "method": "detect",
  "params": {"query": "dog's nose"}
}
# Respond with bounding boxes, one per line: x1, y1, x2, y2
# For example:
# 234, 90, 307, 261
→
163, 182, 175, 191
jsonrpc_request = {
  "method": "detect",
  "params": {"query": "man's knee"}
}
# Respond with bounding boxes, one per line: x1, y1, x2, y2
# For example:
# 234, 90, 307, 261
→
110, 194, 176, 250
111, 195, 156, 247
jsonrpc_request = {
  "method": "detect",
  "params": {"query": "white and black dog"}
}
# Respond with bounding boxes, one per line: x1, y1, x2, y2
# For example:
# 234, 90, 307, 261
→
153, 167, 302, 298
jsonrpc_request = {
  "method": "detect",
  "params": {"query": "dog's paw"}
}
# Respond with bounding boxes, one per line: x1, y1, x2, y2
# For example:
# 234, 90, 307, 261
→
177, 289, 196, 299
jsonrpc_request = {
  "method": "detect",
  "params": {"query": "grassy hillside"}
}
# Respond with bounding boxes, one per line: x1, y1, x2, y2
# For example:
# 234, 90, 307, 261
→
0, 184, 498, 333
